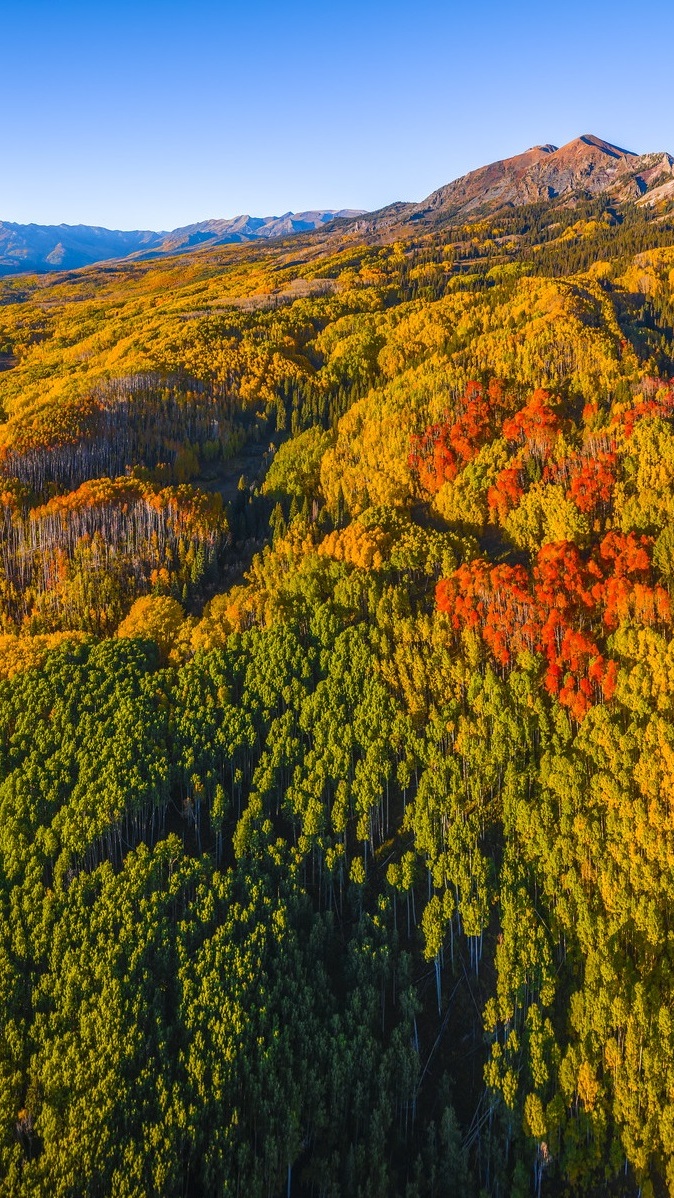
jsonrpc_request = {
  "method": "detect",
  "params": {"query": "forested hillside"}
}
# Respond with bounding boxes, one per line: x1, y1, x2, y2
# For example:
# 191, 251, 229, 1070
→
1, 176, 674, 1197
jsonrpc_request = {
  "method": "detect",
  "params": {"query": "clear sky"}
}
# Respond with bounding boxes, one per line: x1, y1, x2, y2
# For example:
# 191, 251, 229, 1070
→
2, 0, 673, 231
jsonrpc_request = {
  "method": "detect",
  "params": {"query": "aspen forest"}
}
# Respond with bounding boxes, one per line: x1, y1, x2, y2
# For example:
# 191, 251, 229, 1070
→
1, 187, 674, 1198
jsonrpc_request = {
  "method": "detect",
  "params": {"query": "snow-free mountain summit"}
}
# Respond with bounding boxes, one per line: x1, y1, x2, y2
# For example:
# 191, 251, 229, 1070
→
351, 134, 674, 234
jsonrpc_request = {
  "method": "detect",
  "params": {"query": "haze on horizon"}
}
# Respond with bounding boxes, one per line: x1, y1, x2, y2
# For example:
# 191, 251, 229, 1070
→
2, 0, 674, 231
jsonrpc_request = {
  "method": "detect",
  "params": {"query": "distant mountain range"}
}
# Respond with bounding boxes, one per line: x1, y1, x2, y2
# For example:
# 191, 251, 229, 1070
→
0, 210, 363, 276
2, 135, 673, 276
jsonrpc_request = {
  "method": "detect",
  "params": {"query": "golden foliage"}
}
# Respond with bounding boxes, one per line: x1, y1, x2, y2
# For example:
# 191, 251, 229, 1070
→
318, 523, 390, 570
0, 631, 89, 678
117, 595, 185, 661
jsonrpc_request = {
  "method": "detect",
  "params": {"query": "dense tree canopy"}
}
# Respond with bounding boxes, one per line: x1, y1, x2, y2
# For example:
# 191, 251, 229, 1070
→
0, 191, 674, 1196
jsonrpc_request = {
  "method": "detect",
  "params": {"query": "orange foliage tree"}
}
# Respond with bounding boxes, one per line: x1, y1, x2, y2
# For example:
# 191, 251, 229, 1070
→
409, 379, 505, 494
502, 389, 562, 457
436, 534, 670, 720
487, 465, 525, 521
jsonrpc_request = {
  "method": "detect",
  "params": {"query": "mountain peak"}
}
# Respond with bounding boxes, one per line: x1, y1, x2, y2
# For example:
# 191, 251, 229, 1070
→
369, 133, 673, 231
575, 133, 636, 156
552, 134, 638, 163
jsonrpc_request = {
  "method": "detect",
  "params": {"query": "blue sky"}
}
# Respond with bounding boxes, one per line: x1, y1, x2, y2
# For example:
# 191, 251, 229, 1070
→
2, 0, 673, 230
